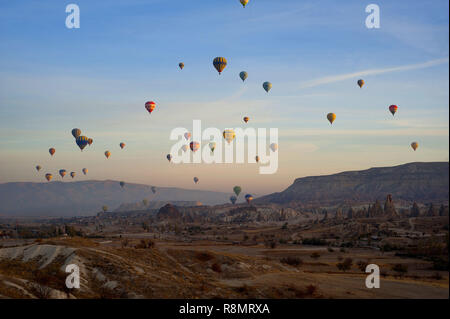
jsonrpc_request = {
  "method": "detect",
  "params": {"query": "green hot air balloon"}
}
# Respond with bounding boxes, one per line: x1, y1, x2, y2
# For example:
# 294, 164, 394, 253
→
233, 186, 242, 197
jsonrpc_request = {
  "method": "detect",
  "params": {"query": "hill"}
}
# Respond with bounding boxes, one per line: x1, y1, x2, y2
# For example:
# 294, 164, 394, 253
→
255, 162, 449, 207
0, 180, 230, 217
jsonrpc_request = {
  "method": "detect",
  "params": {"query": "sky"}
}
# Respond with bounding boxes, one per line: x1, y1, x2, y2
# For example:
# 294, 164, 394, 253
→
0, 0, 448, 196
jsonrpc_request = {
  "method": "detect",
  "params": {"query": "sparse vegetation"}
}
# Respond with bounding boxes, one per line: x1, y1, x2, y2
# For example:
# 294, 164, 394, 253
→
336, 258, 353, 272
280, 257, 303, 267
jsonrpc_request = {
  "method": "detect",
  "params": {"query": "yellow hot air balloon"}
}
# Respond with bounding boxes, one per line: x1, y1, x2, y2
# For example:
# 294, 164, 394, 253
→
270, 143, 278, 152
243, 116, 249, 123
104, 151, 111, 159
213, 57, 227, 74
255, 155, 260, 163
82, 168, 88, 175
223, 129, 236, 144
327, 113, 336, 125
45, 173, 53, 182
411, 142, 419, 151
240, 0, 249, 7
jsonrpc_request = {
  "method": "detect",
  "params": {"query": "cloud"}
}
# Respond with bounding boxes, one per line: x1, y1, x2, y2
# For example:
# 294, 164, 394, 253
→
299, 58, 449, 88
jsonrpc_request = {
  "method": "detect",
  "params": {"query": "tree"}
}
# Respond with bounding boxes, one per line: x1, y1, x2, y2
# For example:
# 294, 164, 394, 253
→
310, 252, 321, 259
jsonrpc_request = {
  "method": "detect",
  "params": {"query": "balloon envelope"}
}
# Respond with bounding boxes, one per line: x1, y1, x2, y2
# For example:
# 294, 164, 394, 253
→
270, 143, 278, 152
239, 71, 248, 82
179, 62, 184, 70
49, 148, 55, 156
209, 142, 216, 152
411, 142, 418, 151
120, 181, 125, 188
327, 113, 336, 124
193, 177, 199, 183
87, 138, 93, 146
357, 79, 364, 88
59, 169, 66, 178
223, 129, 236, 144
104, 151, 111, 159
243, 116, 249, 123
45, 173, 53, 182
71, 128, 81, 138
70, 172, 76, 178
263, 82, 272, 92
233, 186, 242, 196
151, 186, 156, 194
190, 141, 200, 152
389, 105, 398, 116
76, 136, 89, 151
213, 57, 227, 74
184, 132, 191, 140
82, 168, 88, 175
120, 142, 126, 149
230, 196, 237, 204
145, 101, 156, 114
255, 155, 260, 163
245, 194, 253, 204
181, 145, 189, 152
36, 165, 42, 172
167, 154, 172, 162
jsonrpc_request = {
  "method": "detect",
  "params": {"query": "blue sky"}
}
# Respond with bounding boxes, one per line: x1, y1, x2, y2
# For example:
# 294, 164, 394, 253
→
0, 0, 448, 195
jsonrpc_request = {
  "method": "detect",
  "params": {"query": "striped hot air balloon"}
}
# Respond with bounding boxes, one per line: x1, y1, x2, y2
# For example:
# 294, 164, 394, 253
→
213, 57, 227, 74
76, 136, 89, 151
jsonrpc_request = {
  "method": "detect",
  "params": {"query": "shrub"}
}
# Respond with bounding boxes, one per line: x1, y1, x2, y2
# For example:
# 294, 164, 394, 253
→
195, 251, 214, 262
356, 260, 369, 272
391, 263, 408, 276
337, 258, 353, 272
327, 247, 334, 252
302, 238, 327, 246
211, 263, 222, 273
135, 239, 155, 249
305, 284, 317, 295
280, 257, 303, 267
310, 252, 321, 259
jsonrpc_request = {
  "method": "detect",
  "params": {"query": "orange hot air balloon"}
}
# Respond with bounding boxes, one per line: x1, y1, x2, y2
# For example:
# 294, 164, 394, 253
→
327, 113, 336, 125
179, 62, 184, 70
389, 105, 398, 116
411, 142, 418, 151
357, 79, 364, 88
190, 141, 200, 152
243, 116, 249, 123
45, 173, 53, 182
213, 57, 227, 74
49, 148, 56, 156
184, 132, 191, 140
70, 172, 76, 178
59, 169, 67, 178
87, 138, 93, 146
104, 151, 111, 159
145, 101, 156, 114
120, 142, 126, 149
255, 155, 260, 163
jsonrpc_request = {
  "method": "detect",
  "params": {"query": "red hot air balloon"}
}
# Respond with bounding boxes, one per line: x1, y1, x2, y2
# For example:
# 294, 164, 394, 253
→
49, 148, 56, 156
389, 105, 398, 116
145, 101, 156, 114
190, 141, 200, 152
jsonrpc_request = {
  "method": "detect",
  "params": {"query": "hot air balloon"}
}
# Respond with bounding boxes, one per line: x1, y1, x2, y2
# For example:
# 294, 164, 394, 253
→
270, 143, 278, 152
255, 155, 260, 163
82, 168, 88, 175
230, 196, 237, 204
181, 145, 189, 152
389, 105, 398, 116
239, 71, 248, 82
190, 141, 200, 152
209, 141, 216, 153
223, 129, 236, 144
357, 79, 364, 88
49, 148, 55, 156
193, 177, 199, 184
151, 186, 156, 194
213, 57, 227, 74
167, 154, 172, 162
179, 62, 184, 70
71, 128, 81, 138
45, 173, 53, 182
59, 169, 67, 178
245, 194, 253, 204
233, 186, 242, 197
240, 0, 249, 7
145, 101, 156, 114
76, 136, 89, 151
327, 113, 336, 125
263, 82, 272, 93
104, 151, 111, 159
411, 142, 419, 151
243, 116, 249, 123
87, 138, 93, 146
36, 165, 42, 172
120, 142, 126, 149
70, 172, 76, 179
120, 181, 125, 188
184, 132, 191, 140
